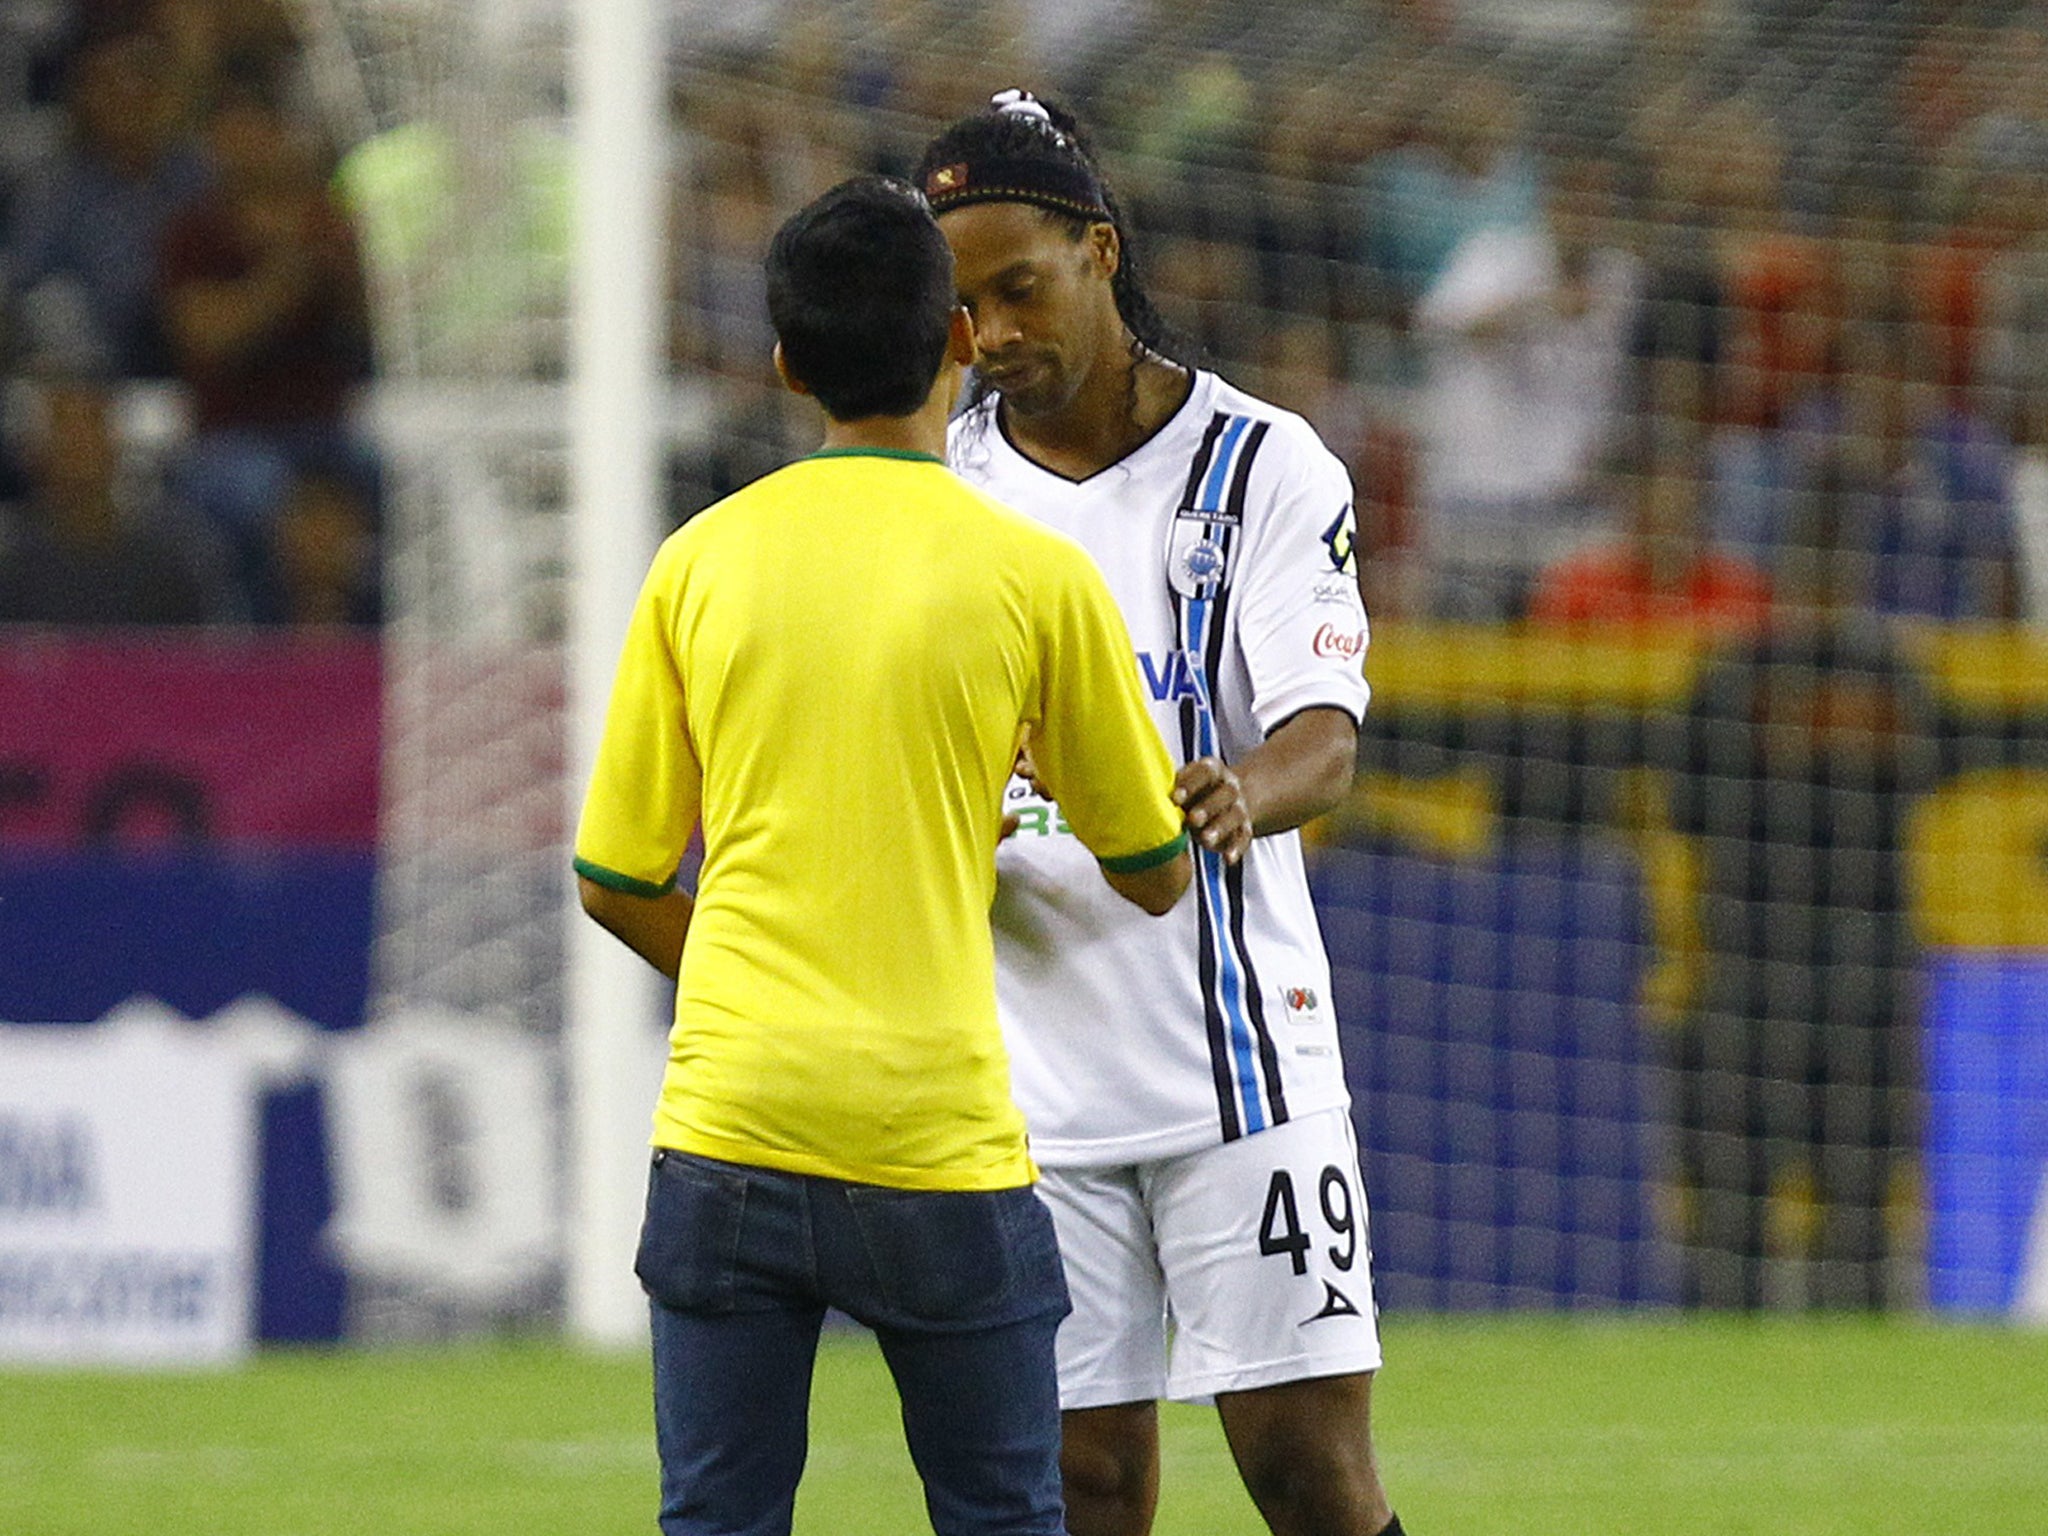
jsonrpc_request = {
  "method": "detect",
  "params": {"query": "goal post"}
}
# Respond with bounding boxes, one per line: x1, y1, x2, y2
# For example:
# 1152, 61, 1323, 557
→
564, 0, 667, 1350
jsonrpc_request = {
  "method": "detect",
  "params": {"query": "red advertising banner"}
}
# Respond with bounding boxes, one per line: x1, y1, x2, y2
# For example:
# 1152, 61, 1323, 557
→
0, 634, 379, 848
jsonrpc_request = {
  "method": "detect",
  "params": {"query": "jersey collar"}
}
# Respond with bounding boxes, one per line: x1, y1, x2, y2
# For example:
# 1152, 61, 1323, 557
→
806, 447, 945, 466
992, 369, 1209, 486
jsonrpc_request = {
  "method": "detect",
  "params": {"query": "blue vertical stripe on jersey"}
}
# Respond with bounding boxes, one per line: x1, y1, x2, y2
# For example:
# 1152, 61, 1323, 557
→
1186, 589, 1266, 1135
1217, 422, 1289, 1124
1176, 415, 1249, 1139
1201, 415, 1251, 510
1173, 409, 1286, 1141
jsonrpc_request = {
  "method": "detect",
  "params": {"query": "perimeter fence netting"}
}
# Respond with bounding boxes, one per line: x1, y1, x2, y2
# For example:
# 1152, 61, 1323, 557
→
308, 0, 2048, 1319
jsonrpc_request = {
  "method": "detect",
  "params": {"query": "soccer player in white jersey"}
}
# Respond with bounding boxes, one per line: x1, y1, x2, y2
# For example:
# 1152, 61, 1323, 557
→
918, 94, 1407, 1536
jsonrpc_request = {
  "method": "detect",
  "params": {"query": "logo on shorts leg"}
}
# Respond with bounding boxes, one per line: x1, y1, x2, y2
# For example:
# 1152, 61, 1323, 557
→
1302, 1279, 1361, 1324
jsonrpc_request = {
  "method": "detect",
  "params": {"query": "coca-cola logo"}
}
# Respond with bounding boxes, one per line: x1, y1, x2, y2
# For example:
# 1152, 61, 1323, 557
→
1312, 623, 1366, 660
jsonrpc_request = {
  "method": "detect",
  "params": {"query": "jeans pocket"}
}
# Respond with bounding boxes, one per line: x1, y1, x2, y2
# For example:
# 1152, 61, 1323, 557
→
634, 1152, 748, 1315
847, 1187, 1019, 1326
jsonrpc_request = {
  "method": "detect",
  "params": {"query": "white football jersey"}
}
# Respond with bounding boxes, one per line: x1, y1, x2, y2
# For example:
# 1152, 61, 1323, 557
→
950, 370, 1371, 1167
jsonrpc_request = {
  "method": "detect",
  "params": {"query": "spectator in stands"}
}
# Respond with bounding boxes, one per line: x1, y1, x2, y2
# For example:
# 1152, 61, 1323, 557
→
1909, 127, 2048, 429
1245, 74, 1385, 329
270, 471, 378, 626
1639, 96, 1828, 562
1530, 262, 1772, 635
1409, 148, 1643, 618
1963, 152, 2048, 445
666, 131, 804, 522
2005, 370, 2048, 624
1657, 468, 1939, 1312
1253, 312, 1366, 455
1782, 312, 2020, 621
153, 0, 303, 127
669, 136, 779, 387
156, 84, 377, 623
0, 377, 224, 624
5, 26, 212, 377
1359, 64, 1541, 315
1528, 413, 1772, 637
1148, 229, 1260, 367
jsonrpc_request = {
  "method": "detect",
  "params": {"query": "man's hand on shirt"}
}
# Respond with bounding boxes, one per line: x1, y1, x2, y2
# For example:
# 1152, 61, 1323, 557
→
1174, 756, 1253, 866
999, 739, 1048, 841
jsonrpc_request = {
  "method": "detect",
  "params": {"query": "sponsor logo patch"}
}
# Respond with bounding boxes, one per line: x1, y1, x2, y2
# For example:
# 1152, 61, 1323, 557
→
1138, 649, 1209, 704
1321, 505, 1357, 575
1311, 623, 1366, 660
1281, 986, 1324, 1037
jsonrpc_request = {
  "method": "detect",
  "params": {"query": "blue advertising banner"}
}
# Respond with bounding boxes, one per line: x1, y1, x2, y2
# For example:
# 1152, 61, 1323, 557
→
1925, 957, 2048, 1316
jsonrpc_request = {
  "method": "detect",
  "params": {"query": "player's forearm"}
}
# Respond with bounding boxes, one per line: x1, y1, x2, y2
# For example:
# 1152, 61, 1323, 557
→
1101, 844, 1192, 915
1237, 707, 1360, 836
577, 877, 693, 979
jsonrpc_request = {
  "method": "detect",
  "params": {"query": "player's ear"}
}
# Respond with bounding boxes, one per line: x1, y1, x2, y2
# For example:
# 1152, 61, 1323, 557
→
1087, 221, 1120, 281
947, 304, 975, 367
772, 342, 810, 398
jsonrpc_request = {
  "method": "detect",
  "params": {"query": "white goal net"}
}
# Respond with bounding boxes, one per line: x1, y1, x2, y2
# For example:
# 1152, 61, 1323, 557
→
322, 0, 2048, 1326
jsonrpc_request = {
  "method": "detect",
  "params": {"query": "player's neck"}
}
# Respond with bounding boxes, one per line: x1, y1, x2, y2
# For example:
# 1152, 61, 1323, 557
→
816, 374, 956, 461
1006, 350, 1192, 480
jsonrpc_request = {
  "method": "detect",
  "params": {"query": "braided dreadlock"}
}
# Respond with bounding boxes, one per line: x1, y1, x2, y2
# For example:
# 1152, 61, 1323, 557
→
915, 94, 1195, 416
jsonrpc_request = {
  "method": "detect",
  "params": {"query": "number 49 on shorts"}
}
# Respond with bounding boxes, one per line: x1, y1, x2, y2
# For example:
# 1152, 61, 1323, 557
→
1257, 1165, 1358, 1275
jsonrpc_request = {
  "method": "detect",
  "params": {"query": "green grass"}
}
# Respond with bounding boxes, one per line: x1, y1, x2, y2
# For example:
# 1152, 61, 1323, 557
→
3, 1316, 2045, 1534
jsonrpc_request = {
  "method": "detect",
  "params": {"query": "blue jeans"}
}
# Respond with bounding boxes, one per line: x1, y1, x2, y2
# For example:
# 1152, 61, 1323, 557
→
635, 1150, 1071, 1536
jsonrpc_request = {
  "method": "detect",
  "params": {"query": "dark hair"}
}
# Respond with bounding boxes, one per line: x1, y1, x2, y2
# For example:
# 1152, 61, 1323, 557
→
764, 176, 956, 421
915, 95, 1191, 385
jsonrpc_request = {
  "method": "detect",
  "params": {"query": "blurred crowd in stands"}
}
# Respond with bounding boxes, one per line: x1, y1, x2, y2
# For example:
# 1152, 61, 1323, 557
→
673, 0, 2048, 634
0, 0, 378, 626
3, 0, 2046, 639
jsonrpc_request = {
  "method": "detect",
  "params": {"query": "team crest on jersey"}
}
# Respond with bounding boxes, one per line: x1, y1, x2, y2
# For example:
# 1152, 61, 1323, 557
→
1168, 509, 1232, 598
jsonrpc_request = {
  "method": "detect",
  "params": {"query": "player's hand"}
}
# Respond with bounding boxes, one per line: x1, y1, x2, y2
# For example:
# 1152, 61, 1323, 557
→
1174, 756, 1253, 865
1013, 740, 1049, 799
999, 812, 1021, 841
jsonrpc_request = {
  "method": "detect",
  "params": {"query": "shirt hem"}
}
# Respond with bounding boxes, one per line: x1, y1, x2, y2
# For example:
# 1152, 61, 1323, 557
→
1025, 1091, 1352, 1168
651, 1129, 1038, 1192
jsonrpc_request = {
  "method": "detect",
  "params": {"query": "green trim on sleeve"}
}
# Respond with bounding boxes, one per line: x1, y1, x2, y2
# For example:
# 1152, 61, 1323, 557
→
572, 856, 676, 897
1098, 830, 1189, 874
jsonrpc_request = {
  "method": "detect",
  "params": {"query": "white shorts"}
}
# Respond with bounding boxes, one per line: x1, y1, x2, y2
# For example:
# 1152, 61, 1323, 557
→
1036, 1107, 1383, 1409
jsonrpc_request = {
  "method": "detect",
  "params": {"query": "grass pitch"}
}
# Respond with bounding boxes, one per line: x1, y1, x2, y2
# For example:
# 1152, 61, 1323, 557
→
4, 1315, 2045, 1534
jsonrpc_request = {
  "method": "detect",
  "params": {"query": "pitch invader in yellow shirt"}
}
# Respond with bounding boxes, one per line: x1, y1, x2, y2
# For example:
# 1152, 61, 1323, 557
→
574, 175, 1191, 1536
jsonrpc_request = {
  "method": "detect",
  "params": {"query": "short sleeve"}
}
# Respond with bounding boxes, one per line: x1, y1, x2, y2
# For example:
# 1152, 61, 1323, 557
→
1027, 537, 1188, 871
572, 549, 702, 895
1230, 425, 1372, 736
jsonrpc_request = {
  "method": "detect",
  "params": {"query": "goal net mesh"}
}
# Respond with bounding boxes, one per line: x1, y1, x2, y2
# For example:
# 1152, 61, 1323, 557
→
327, 0, 2048, 1319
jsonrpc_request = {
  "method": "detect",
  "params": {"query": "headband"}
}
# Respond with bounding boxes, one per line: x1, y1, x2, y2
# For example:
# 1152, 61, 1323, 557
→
923, 89, 1113, 222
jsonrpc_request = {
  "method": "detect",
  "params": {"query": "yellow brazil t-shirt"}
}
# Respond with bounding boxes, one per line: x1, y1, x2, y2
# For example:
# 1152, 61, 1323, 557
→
573, 448, 1186, 1192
